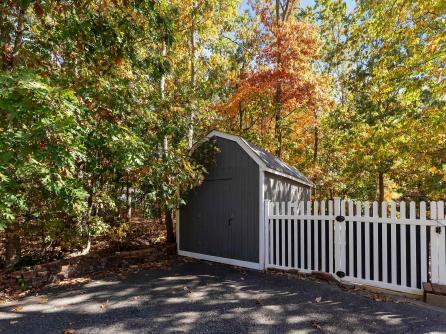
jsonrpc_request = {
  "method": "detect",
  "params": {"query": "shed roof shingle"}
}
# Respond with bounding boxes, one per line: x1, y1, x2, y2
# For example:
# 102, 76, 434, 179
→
206, 130, 313, 186
242, 139, 313, 186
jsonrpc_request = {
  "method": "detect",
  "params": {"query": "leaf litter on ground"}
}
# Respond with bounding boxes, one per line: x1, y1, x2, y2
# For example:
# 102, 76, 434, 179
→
311, 320, 322, 330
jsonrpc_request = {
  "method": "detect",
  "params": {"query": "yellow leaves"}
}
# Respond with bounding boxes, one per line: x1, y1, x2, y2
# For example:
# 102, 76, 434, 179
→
209, 55, 220, 67
425, 36, 442, 54
109, 223, 129, 241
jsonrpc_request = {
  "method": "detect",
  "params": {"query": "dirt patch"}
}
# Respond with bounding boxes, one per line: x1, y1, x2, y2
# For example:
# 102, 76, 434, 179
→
0, 243, 176, 303
0, 215, 168, 269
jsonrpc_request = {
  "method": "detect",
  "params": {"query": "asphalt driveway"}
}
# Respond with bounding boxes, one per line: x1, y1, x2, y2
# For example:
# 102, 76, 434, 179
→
1, 258, 446, 334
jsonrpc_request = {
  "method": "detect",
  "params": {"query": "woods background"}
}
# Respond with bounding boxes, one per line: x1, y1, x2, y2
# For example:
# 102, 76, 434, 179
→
1, 0, 445, 269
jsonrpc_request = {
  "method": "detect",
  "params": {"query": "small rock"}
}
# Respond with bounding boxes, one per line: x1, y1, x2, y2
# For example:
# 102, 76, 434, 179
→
340, 281, 356, 290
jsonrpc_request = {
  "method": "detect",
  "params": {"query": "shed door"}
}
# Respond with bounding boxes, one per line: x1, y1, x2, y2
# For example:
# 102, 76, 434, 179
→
195, 178, 235, 259
179, 136, 259, 263
180, 177, 236, 260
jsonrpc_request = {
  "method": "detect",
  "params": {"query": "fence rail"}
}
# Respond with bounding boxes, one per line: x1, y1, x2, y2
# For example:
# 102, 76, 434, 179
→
265, 199, 446, 295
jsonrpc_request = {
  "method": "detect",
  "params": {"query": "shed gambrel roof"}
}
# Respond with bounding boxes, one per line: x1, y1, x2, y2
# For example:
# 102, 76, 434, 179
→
206, 130, 314, 187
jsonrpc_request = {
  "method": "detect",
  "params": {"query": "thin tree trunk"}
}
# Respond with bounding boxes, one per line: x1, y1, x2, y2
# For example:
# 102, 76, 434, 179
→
3, 7, 26, 267
164, 209, 175, 243
126, 181, 132, 221
274, 83, 283, 157
238, 101, 244, 131
313, 124, 319, 163
378, 171, 385, 203
5, 223, 21, 269
160, 42, 166, 98
158, 37, 176, 242
2, 6, 24, 71
188, 6, 196, 149
274, 0, 283, 158
67, 237, 91, 258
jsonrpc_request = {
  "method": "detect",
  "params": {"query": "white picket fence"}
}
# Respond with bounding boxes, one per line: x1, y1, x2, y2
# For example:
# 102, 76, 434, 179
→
265, 198, 446, 295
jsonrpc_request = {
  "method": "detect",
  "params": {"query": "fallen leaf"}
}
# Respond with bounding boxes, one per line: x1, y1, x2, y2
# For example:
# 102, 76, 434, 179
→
63, 328, 76, 334
311, 321, 321, 330
38, 297, 49, 304
255, 298, 263, 305
12, 306, 23, 311
372, 294, 383, 302
315, 297, 322, 303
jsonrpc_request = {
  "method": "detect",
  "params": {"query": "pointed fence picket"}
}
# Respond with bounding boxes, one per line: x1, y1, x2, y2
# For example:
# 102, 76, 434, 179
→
265, 199, 446, 295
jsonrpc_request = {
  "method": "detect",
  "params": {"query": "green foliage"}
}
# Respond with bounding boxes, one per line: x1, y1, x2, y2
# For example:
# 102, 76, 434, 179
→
0, 72, 88, 228
0, 0, 220, 265
302, 0, 446, 201
0, 0, 444, 267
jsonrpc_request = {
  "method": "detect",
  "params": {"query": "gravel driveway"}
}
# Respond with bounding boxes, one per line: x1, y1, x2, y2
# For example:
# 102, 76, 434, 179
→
1, 258, 445, 334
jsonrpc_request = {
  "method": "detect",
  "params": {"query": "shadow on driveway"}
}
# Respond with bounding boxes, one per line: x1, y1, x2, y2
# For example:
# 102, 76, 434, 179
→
1, 259, 445, 333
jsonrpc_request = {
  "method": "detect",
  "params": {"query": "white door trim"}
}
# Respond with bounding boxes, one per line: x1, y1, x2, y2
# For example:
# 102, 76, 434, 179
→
178, 250, 261, 270
259, 169, 265, 269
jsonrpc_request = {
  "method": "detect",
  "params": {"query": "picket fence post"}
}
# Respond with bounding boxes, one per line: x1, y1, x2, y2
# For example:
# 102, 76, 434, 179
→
264, 200, 270, 268
334, 197, 346, 277
438, 201, 446, 284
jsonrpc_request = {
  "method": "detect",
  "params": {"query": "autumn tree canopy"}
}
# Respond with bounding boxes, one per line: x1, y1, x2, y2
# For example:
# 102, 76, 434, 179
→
0, 0, 445, 268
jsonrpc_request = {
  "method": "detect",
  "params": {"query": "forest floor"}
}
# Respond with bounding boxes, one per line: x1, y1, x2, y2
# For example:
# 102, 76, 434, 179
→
0, 215, 167, 270
1, 258, 446, 334
0, 215, 170, 303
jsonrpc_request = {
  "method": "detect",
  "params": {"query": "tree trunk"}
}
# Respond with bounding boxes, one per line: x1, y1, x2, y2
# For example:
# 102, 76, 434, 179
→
126, 181, 132, 221
378, 171, 385, 203
238, 101, 244, 131
313, 124, 319, 163
274, 0, 283, 158
159, 41, 166, 98
188, 7, 196, 149
159, 40, 168, 154
5, 223, 21, 269
274, 82, 283, 158
164, 208, 175, 243
2, 6, 24, 71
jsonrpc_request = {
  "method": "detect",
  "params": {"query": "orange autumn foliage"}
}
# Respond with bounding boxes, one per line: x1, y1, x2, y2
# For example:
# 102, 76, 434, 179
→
221, 0, 331, 161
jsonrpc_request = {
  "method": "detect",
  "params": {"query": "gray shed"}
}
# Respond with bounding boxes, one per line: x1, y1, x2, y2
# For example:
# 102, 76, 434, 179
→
177, 130, 314, 270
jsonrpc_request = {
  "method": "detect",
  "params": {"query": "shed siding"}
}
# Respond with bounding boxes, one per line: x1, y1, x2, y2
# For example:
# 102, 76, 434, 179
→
180, 137, 259, 263
264, 172, 310, 203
